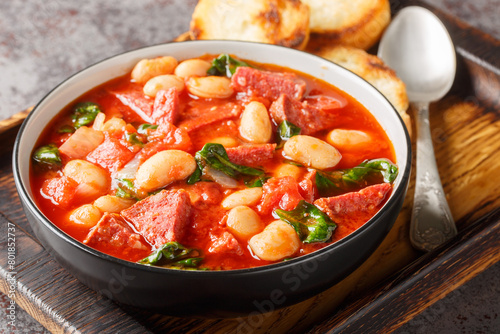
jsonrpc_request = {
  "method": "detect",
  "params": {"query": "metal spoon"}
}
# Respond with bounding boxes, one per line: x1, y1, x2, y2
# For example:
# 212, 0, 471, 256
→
378, 6, 457, 252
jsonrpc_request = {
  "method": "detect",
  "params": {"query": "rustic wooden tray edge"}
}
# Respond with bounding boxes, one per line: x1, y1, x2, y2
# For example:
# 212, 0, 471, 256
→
307, 209, 500, 333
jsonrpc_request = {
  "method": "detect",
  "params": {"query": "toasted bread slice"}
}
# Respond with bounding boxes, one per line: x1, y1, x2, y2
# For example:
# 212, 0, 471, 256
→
303, 0, 391, 51
315, 45, 411, 133
189, 0, 310, 50
174, 31, 191, 42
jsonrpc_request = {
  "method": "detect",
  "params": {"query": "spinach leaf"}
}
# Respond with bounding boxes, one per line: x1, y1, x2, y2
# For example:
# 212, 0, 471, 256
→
124, 132, 144, 147
207, 54, 252, 77
189, 143, 264, 184
137, 123, 158, 135
274, 200, 337, 243
244, 175, 271, 188
57, 125, 75, 134
187, 163, 203, 185
71, 102, 101, 129
276, 121, 301, 148
284, 160, 304, 167
115, 179, 138, 200
138, 241, 203, 269
32, 144, 62, 169
357, 159, 399, 183
316, 158, 398, 197
173, 257, 204, 267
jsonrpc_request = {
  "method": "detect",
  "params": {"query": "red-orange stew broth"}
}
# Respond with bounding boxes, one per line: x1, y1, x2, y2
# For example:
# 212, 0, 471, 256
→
30, 54, 397, 270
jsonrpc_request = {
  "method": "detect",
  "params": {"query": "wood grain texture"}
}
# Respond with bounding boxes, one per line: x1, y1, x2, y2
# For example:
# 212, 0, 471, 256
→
0, 107, 31, 156
0, 1, 498, 333
308, 208, 500, 334
0, 214, 152, 334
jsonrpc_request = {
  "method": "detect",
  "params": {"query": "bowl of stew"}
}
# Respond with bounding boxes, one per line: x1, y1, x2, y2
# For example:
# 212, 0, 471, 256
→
13, 40, 411, 316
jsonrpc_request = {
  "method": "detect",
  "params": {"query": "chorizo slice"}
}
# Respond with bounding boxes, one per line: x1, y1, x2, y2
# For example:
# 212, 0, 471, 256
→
269, 94, 340, 135
314, 183, 392, 219
152, 88, 180, 126
112, 87, 154, 123
121, 189, 192, 247
84, 213, 149, 252
179, 102, 241, 133
231, 67, 306, 100
226, 143, 276, 166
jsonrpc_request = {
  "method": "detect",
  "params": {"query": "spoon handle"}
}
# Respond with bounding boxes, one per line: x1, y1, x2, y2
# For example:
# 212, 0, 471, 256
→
410, 102, 457, 252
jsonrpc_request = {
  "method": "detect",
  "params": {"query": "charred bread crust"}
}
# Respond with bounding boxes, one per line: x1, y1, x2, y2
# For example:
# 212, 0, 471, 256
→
189, 0, 309, 50
303, 0, 391, 51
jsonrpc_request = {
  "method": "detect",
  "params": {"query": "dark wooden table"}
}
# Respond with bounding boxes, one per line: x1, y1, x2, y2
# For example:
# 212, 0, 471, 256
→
0, 0, 499, 333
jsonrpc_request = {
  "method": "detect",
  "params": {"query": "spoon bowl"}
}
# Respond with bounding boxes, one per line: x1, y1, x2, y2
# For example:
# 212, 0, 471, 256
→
378, 6, 456, 102
378, 6, 457, 252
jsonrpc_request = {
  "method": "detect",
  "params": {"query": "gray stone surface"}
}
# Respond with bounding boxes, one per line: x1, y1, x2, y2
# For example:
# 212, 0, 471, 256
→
397, 262, 500, 333
430, 0, 500, 38
0, 0, 499, 333
0, 0, 197, 120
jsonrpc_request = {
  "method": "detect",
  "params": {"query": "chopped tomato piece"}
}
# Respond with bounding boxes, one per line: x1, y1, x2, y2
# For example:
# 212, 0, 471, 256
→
183, 182, 223, 207
41, 176, 78, 208
298, 170, 316, 203
138, 122, 192, 162
152, 88, 180, 126
258, 176, 304, 215
208, 231, 244, 256
87, 137, 136, 173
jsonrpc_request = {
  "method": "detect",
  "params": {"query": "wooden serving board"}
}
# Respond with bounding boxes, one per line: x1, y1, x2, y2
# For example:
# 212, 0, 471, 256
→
1, 1, 499, 333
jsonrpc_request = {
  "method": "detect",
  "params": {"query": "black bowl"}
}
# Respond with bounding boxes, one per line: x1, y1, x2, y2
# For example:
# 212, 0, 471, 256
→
13, 41, 411, 317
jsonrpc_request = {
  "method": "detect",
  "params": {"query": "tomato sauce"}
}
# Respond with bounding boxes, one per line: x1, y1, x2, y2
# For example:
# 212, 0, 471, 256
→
30, 54, 396, 270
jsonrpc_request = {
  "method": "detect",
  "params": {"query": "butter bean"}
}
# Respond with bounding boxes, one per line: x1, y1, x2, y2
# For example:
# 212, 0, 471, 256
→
174, 59, 211, 78
143, 74, 184, 97
94, 195, 136, 213
92, 112, 106, 131
221, 187, 263, 209
239, 101, 272, 144
69, 204, 102, 228
283, 135, 341, 169
63, 160, 109, 199
274, 163, 302, 180
131, 56, 178, 84
102, 117, 126, 133
186, 76, 233, 99
135, 150, 196, 192
326, 129, 371, 149
248, 220, 300, 261
208, 136, 239, 148
226, 206, 264, 240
